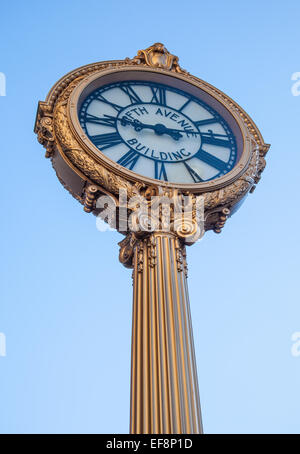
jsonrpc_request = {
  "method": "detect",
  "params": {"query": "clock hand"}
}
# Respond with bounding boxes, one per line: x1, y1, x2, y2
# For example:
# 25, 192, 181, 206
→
104, 115, 196, 138
103, 114, 153, 131
103, 115, 183, 140
116, 116, 200, 140
152, 123, 183, 140
158, 127, 228, 140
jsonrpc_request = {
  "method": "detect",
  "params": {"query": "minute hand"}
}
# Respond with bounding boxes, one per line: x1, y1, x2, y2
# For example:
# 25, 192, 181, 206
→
103, 114, 156, 132
104, 115, 227, 143
115, 116, 183, 140
167, 128, 232, 147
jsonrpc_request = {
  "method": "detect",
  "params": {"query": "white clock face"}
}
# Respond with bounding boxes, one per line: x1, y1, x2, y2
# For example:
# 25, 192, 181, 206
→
79, 80, 237, 184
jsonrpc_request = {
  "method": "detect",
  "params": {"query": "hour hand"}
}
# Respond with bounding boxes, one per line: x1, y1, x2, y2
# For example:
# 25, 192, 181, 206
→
153, 123, 183, 140
119, 116, 134, 127
132, 119, 144, 132
103, 115, 144, 130
116, 116, 183, 141
117, 116, 146, 130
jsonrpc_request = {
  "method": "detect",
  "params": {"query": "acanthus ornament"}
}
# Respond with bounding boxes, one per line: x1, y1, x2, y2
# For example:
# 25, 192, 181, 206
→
35, 105, 55, 158
147, 235, 157, 268
118, 232, 138, 269
84, 184, 100, 213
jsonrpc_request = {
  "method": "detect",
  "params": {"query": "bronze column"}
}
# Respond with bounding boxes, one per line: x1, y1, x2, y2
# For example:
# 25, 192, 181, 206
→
129, 232, 203, 434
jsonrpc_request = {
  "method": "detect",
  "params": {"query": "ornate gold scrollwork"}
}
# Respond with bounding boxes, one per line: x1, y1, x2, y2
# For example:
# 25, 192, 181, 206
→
131, 42, 188, 74
213, 208, 231, 234
118, 232, 138, 269
147, 235, 157, 269
35, 105, 55, 158
174, 237, 188, 277
53, 94, 136, 199
84, 184, 99, 213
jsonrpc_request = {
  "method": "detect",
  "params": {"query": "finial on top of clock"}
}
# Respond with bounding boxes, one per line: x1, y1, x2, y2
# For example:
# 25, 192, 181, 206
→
130, 43, 187, 74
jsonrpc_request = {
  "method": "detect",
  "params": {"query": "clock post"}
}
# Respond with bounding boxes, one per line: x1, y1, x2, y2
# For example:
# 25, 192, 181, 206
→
118, 191, 204, 434
34, 43, 269, 434
128, 232, 202, 434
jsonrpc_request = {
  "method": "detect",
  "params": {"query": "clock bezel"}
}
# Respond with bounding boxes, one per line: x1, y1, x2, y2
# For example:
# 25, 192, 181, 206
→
68, 66, 253, 192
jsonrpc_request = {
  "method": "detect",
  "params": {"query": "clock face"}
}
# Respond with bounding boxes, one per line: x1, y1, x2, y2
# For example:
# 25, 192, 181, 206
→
78, 79, 238, 184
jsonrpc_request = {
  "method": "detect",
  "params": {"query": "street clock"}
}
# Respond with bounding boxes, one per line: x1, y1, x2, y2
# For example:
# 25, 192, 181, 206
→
35, 43, 269, 434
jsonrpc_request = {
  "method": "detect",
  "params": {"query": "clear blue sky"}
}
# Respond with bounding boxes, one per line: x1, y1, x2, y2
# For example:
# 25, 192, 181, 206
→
0, 0, 300, 434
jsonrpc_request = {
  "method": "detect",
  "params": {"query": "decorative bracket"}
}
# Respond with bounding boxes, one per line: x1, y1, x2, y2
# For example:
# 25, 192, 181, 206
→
35, 103, 55, 158
118, 232, 138, 269
213, 208, 231, 234
83, 184, 100, 213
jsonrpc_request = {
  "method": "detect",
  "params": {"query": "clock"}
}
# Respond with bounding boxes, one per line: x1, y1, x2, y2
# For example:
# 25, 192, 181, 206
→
77, 79, 237, 185
34, 45, 269, 436
35, 43, 269, 231
69, 66, 249, 192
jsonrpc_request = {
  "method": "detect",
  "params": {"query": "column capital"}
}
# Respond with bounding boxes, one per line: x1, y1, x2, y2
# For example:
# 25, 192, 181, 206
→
118, 191, 205, 269
118, 231, 188, 277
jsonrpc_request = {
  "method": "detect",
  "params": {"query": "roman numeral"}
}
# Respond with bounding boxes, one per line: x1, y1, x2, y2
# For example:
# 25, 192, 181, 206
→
84, 113, 116, 127
194, 118, 218, 127
150, 86, 167, 105
120, 85, 142, 104
184, 162, 204, 183
95, 93, 123, 112
117, 150, 140, 170
90, 132, 122, 150
178, 98, 191, 112
201, 131, 231, 147
154, 161, 168, 181
194, 149, 228, 172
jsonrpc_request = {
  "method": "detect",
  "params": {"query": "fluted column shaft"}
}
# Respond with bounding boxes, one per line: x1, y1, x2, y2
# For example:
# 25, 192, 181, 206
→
130, 232, 203, 434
